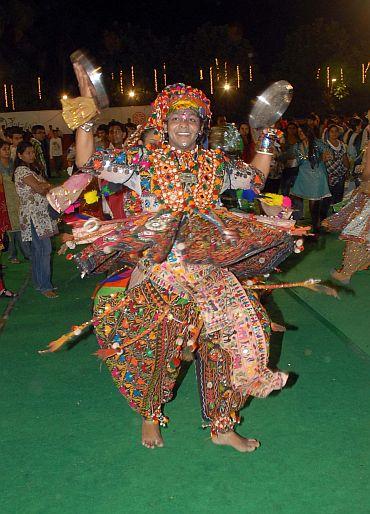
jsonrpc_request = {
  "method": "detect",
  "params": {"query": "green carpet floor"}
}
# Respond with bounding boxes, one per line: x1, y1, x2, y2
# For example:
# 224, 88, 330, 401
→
1, 235, 369, 514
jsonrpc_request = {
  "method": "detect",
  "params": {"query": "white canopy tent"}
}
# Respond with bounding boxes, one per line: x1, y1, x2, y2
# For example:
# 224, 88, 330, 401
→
0, 105, 151, 134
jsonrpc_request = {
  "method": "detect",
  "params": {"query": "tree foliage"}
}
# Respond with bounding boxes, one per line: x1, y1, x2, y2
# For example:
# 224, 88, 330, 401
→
275, 18, 370, 114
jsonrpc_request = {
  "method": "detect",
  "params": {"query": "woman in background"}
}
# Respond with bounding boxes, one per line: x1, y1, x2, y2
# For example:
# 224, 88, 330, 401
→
14, 142, 59, 298
0, 144, 15, 298
280, 122, 300, 196
290, 125, 331, 235
239, 122, 255, 164
0, 140, 29, 263
321, 124, 349, 219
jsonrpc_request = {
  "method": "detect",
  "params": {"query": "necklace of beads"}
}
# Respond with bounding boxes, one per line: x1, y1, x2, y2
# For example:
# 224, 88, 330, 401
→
150, 144, 224, 212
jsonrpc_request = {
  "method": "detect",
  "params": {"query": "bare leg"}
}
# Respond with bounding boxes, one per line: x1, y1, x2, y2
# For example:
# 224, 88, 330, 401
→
141, 419, 164, 449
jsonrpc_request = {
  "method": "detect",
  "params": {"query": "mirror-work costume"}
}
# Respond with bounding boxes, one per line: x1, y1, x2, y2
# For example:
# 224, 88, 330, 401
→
50, 84, 298, 434
323, 187, 369, 282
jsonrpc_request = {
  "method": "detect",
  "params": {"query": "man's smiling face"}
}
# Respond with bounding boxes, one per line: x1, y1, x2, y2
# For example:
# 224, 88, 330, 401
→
166, 109, 201, 151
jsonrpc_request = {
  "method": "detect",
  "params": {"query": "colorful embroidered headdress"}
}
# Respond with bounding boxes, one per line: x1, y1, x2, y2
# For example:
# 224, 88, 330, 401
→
148, 83, 212, 133
125, 83, 212, 148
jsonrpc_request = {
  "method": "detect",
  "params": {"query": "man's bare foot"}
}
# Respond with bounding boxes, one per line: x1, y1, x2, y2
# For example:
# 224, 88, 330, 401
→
279, 371, 289, 388
271, 321, 286, 332
212, 431, 260, 453
142, 419, 164, 449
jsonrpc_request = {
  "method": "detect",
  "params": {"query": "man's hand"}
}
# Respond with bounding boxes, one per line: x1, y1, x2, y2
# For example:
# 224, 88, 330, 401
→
73, 62, 93, 98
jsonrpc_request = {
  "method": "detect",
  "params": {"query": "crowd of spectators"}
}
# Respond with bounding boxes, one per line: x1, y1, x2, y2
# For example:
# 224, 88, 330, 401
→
0, 109, 368, 299
237, 111, 369, 236
0, 118, 138, 298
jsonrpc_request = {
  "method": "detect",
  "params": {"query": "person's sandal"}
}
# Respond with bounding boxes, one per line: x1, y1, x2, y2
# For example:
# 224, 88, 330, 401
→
41, 290, 59, 298
0, 289, 17, 298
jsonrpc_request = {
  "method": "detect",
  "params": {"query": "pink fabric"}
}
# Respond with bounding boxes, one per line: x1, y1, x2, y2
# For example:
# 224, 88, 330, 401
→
63, 173, 92, 191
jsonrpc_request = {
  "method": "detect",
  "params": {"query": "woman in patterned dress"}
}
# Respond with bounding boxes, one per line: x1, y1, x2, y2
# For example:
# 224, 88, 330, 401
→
14, 142, 59, 298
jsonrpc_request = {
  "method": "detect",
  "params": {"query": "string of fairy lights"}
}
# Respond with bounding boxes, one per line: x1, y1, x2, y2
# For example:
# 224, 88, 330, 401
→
1, 60, 369, 110
317, 64, 370, 89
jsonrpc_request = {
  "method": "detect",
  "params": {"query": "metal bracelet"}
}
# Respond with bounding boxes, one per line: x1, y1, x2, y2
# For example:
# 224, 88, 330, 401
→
256, 129, 277, 155
79, 121, 94, 132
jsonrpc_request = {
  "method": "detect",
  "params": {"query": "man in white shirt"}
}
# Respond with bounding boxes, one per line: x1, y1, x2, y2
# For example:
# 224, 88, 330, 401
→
49, 129, 63, 177
10, 127, 24, 161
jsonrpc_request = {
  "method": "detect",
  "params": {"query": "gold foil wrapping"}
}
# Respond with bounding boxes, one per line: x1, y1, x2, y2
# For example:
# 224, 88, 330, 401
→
61, 96, 98, 130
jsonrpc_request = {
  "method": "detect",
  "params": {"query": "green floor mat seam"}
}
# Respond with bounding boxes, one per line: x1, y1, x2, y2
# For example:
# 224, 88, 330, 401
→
282, 287, 370, 362
0, 270, 30, 335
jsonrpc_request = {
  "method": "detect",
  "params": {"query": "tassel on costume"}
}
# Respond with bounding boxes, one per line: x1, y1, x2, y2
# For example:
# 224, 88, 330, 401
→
245, 278, 339, 298
38, 293, 125, 354
94, 348, 118, 359
38, 321, 91, 354
38, 297, 171, 357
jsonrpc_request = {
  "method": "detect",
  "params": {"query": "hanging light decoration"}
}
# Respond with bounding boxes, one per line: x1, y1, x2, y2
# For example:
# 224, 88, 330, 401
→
119, 70, 124, 94
3, 84, 8, 108
37, 76, 42, 100
154, 68, 158, 92
224, 61, 228, 84
316, 68, 321, 79
131, 66, 135, 87
163, 63, 167, 86
249, 64, 253, 82
326, 66, 330, 88
365, 63, 370, 83
209, 66, 214, 95
215, 58, 220, 82
340, 68, 344, 82
199, 69, 203, 80
10, 84, 15, 110
236, 65, 240, 88
111, 72, 114, 80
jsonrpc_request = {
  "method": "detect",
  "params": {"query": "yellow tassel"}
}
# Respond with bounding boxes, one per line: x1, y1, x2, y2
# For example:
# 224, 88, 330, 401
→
38, 293, 173, 355
303, 280, 339, 298
38, 321, 90, 354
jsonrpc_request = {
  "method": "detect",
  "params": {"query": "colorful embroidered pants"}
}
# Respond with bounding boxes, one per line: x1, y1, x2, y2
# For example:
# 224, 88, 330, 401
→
338, 241, 369, 278
94, 276, 284, 434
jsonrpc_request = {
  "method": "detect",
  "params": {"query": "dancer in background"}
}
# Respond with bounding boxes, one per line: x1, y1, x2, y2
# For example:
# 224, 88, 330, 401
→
323, 139, 369, 283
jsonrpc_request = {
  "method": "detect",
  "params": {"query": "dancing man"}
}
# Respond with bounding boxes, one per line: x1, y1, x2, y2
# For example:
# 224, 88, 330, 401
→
48, 68, 300, 452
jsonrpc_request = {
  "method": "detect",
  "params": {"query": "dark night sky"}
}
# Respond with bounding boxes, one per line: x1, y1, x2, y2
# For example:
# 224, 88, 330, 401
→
50, 0, 367, 68
2, 0, 369, 111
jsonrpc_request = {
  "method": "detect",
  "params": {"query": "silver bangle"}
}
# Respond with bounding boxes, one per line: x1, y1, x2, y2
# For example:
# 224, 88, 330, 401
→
80, 121, 94, 133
